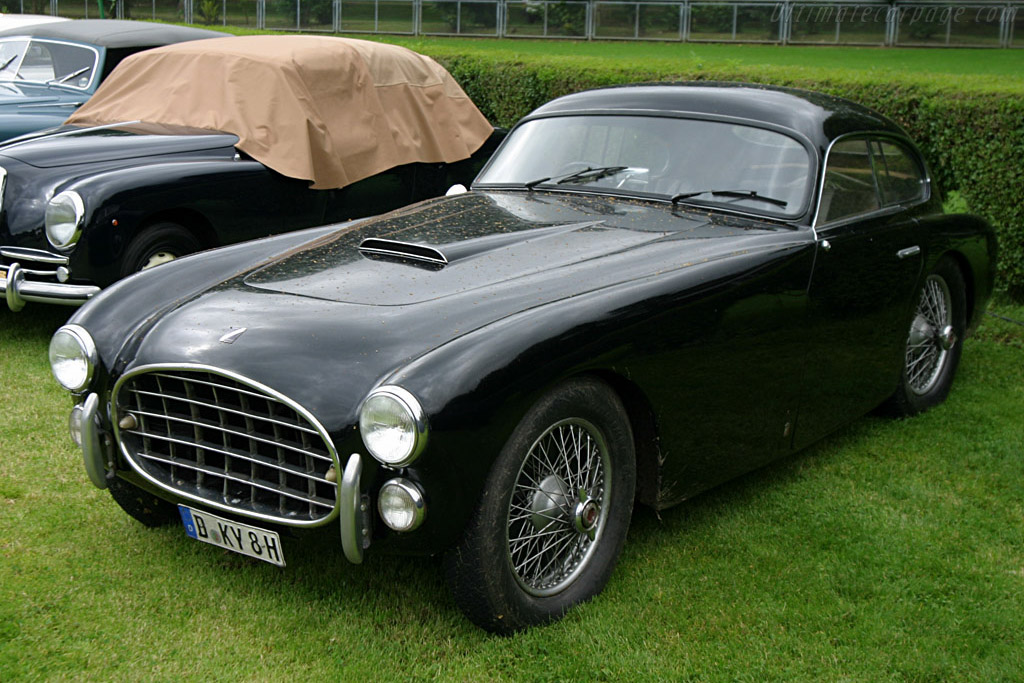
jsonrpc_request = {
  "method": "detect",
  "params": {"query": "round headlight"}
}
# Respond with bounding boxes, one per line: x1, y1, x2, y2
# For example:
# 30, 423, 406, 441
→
49, 324, 97, 392
45, 190, 85, 250
358, 386, 427, 467
378, 478, 426, 532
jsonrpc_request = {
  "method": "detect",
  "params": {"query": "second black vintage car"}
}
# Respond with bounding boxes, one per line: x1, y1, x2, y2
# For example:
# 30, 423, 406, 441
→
0, 34, 498, 311
51, 83, 995, 633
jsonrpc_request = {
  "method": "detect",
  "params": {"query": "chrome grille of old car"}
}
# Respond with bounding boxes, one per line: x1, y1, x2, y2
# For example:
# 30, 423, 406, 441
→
113, 367, 338, 525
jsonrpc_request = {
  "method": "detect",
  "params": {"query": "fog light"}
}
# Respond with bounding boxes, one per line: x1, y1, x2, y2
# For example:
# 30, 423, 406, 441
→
69, 404, 85, 447
378, 478, 426, 532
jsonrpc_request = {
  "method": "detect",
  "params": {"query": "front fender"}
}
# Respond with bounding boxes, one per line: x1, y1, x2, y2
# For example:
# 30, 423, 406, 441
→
62, 159, 326, 284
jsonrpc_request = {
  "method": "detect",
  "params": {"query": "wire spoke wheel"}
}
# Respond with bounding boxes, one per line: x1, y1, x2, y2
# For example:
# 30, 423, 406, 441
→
506, 418, 609, 596
444, 377, 635, 633
905, 273, 954, 395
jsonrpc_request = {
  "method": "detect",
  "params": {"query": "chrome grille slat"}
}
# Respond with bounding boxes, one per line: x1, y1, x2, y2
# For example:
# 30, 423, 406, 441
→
149, 372, 303, 411
114, 368, 338, 524
126, 387, 319, 435
129, 430, 331, 487
125, 407, 333, 463
134, 450, 334, 509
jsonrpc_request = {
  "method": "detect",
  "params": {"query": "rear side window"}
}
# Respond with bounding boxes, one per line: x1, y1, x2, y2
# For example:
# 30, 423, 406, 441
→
820, 139, 879, 223
819, 136, 927, 224
872, 140, 926, 206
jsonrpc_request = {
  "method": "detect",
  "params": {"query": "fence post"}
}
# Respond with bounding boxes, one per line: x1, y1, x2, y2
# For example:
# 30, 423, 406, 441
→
886, 4, 897, 46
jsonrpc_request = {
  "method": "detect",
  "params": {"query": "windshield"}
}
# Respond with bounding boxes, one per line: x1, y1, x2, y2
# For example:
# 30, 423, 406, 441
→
0, 38, 99, 90
475, 115, 813, 218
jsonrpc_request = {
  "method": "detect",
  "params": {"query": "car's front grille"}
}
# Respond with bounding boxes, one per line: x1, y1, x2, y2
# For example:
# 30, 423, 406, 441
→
113, 368, 338, 525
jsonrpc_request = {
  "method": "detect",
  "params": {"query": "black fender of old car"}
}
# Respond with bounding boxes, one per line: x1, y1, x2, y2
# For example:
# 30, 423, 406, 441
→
54, 157, 328, 284
914, 212, 997, 336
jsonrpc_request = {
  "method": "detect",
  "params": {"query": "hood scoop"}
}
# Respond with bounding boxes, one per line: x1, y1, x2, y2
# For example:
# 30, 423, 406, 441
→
358, 238, 448, 269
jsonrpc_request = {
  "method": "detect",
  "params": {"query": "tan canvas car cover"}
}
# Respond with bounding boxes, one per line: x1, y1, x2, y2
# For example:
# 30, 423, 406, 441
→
65, 35, 493, 189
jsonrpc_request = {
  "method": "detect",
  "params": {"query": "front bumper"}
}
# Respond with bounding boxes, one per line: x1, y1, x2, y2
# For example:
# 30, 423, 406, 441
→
0, 247, 100, 311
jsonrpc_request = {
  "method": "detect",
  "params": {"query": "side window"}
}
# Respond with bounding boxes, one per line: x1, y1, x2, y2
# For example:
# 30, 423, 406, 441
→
819, 138, 879, 223
871, 140, 926, 206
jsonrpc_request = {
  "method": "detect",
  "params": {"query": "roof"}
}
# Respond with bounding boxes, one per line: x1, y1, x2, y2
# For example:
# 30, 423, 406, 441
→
0, 19, 228, 47
65, 35, 494, 190
526, 82, 906, 150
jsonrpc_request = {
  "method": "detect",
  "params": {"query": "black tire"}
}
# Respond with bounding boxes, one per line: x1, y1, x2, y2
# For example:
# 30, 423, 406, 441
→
883, 257, 967, 417
120, 222, 202, 278
444, 377, 636, 634
108, 476, 179, 528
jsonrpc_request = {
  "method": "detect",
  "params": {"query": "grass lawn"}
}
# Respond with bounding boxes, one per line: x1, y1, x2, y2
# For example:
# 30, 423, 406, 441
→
1, 297, 1021, 679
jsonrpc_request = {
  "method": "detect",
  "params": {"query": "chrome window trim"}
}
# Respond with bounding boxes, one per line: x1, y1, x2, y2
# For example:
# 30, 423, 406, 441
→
2, 38, 102, 91
812, 131, 932, 230
111, 363, 342, 528
475, 111, 819, 222
0, 166, 6, 214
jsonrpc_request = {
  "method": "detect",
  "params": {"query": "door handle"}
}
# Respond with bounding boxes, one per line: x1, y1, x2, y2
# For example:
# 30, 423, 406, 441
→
897, 246, 921, 260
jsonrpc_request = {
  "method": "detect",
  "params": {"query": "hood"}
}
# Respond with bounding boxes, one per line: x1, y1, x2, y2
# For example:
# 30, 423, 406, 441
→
242, 191, 782, 306
0, 122, 239, 168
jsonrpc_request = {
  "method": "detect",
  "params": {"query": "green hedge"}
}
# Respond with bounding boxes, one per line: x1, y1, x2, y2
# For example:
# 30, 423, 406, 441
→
429, 52, 1024, 300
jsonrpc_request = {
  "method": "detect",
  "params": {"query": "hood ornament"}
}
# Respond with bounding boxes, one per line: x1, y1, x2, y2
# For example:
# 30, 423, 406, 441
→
219, 327, 248, 344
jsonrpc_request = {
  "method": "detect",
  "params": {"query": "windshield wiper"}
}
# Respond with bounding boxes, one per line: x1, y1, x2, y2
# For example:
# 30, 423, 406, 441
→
49, 66, 92, 86
0, 54, 18, 75
670, 189, 788, 209
523, 165, 629, 190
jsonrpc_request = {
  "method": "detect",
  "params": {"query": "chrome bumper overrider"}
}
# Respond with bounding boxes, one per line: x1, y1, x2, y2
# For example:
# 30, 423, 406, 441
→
1, 261, 100, 311
79, 393, 110, 490
340, 453, 369, 564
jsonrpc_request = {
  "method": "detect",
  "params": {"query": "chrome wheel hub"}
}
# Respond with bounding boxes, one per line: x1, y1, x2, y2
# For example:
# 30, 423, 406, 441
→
507, 418, 610, 597
143, 251, 177, 270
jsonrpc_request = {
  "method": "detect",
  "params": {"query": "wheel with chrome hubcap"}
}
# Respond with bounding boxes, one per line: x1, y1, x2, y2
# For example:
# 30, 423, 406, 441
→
883, 257, 966, 416
120, 222, 202, 278
445, 377, 635, 634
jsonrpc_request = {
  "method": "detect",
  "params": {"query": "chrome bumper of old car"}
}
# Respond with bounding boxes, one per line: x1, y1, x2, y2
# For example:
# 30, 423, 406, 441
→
1, 248, 100, 311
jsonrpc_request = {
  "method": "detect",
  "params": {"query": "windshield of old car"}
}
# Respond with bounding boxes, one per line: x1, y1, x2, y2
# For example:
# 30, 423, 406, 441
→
0, 38, 98, 89
475, 115, 812, 218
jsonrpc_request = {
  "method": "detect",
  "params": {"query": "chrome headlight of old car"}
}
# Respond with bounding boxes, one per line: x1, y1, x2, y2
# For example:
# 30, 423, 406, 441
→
358, 386, 428, 467
45, 190, 86, 250
49, 324, 98, 392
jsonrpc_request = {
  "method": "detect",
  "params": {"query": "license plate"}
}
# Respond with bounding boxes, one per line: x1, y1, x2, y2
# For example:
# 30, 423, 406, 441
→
178, 505, 286, 567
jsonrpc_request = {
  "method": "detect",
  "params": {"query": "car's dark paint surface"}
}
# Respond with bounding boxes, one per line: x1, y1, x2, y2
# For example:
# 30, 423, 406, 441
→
0, 20, 227, 141
0, 123, 502, 308
56, 83, 997, 631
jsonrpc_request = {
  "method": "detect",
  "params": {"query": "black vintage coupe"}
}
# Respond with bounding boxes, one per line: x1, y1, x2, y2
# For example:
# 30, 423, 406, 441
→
50, 83, 996, 633
0, 35, 498, 311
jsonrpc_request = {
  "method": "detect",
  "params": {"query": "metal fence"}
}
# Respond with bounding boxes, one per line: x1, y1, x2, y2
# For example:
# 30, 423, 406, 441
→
16, 1, 1021, 46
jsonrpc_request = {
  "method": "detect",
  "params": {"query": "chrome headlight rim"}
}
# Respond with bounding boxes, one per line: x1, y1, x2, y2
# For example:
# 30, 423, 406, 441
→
358, 385, 428, 467
49, 324, 98, 393
45, 190, 86, 251
378, 477, 427, 532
